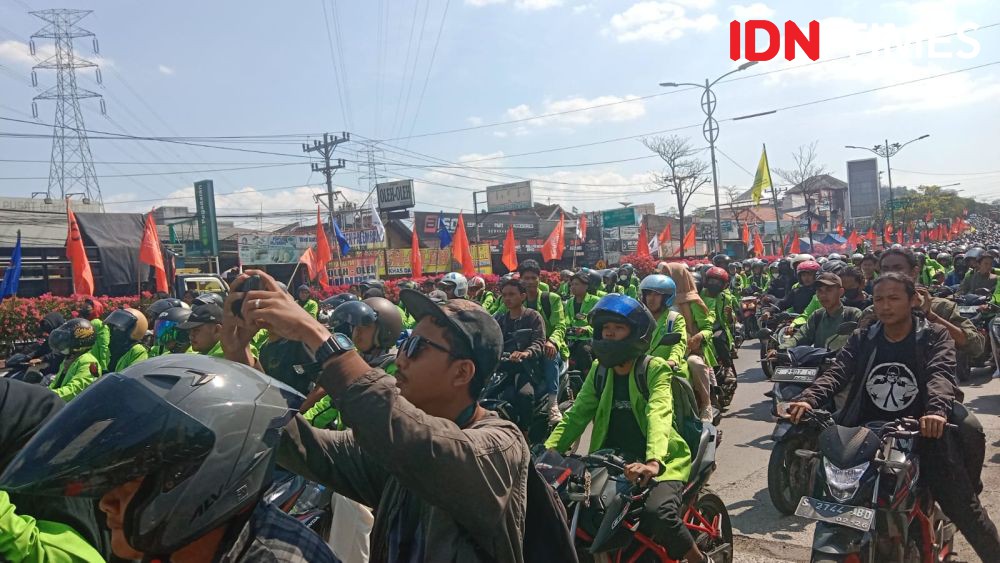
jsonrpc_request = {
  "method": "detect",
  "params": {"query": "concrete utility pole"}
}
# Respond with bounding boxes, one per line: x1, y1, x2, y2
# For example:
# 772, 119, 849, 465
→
303, 132, 350, 226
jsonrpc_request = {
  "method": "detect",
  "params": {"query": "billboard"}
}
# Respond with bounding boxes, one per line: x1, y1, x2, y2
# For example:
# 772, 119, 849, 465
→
846, 159, 880, 220
238, 234, 315, 265
376, 179, 415, 210
486, 181, 532, 212
601, 207, 636, 228
194, 180, 220, 256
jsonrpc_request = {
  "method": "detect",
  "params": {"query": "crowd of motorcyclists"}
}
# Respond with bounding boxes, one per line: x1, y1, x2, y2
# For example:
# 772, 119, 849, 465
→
0, 213, 999, 562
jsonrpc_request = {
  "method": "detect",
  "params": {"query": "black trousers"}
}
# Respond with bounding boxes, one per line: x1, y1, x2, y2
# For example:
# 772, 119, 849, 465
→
919, 430, 1000, 562
640, 480, 695, 560
950, 402, 986, 493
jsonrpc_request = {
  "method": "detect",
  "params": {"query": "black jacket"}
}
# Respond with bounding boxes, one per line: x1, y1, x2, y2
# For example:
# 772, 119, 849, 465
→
777, 284, 817, 314
795, 315, 957, 427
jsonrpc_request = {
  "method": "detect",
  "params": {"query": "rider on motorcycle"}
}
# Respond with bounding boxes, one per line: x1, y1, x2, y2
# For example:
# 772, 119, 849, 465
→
773, 259, 820, 316
778, 272, 861, 351
701, 267, 736, 360
840, 266, 871, 310
47, 318, 101, 401
468, 275, 497, 313
745, 259, 770, 293
99, 308, 149, 372
786, 273, 1000, 562
152, 306, 193, 355
859, 254, 878, 293
766, 259, 795, 301
438, 272, 469, 299
619, 263, 640, 298
545, 294, 710, 563
602, 269, 626, 295
946, 253, 968, 286
296, 284, 320, 318
557, 269, 573, 299
565, 270, 601, 373
493, 277, 550, 422
957, 247, 997, 295
639, 275, 688, 372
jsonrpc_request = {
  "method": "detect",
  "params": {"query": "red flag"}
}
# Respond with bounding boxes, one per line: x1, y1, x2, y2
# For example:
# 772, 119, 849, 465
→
741, 223, 750, 244
541, 213, 566, 262
411, 227, 423, 278
658, 222, 672, 245
501, 225, 518, 272
790, 231, 801, 254
753, 230, 764, 255
781, 231, 791, 252
837, 221, 844, 237
922, 229, 930, 241
298, 247, 317, 279
139, 211, 168, 293
577, 214, 587, 243
906, 222, 915, 243
681, 224, 696, 251
314, 207, 332, 289
866, 228, 876, 242
66, 204, 95, 296
896, 230, 903, 244
636, 222, 651, 258
847, 230, 860, 247
451, 214, 475, 276
885, 222, 894, 237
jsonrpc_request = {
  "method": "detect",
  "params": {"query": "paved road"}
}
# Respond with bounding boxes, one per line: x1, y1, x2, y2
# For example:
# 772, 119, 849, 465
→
717, 340, 1000, 563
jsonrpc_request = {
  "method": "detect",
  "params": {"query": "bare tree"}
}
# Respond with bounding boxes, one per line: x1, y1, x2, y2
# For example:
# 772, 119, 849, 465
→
774, 141, 828, 248
643, 136, 709, 257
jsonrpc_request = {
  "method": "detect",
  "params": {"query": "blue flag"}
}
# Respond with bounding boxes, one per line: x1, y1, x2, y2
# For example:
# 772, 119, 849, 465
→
437, 212, 452, 249
1, 230, 22, 301
333, 220, 351, 256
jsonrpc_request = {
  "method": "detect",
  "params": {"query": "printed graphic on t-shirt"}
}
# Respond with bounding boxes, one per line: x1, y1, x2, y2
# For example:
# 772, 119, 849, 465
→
865, 362, 919, 411
612, 399, 632, 411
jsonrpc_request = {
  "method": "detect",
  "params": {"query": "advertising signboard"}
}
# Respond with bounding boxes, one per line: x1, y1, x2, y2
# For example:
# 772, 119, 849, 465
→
194, 180, 220, 256
376, 179, 415, 210
847, 158, 880, 220
486, 181, 532, 212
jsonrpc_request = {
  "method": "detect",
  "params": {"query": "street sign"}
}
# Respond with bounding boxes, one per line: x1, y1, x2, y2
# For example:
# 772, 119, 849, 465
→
376, 179, 415, 210
194, 180, 219, 257
601, 208, 636, 228
486, 181, 533, 212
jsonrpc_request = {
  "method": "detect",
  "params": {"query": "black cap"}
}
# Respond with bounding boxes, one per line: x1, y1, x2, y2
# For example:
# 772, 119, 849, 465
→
178, 303, 224, 329
815, 273, 842, 287
399, 288, 502, 382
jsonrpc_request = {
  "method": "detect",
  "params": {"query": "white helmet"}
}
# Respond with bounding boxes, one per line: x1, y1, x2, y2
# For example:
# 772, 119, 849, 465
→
439, 272, 469, 298
469, 276, 486, 289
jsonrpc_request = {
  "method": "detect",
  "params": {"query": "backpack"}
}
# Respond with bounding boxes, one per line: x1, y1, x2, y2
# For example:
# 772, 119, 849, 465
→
591, 354, 703, 456
523, 463, 579, 562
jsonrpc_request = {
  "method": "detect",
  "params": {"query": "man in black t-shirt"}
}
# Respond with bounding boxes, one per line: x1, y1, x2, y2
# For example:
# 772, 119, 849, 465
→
787, 273, 1000, 561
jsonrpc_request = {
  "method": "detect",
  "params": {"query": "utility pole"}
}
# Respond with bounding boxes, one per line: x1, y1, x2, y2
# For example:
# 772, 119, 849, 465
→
30, 9, 106, 206
303, 132, 350, 227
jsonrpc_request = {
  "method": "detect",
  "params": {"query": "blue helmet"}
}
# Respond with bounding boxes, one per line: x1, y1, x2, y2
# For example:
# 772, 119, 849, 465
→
638, 274, 677, 307
588, 294, 655, 367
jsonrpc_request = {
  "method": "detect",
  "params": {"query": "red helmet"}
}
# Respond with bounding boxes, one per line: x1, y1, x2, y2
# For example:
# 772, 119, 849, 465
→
797, 260, 821, 274
705, 266, 730, 284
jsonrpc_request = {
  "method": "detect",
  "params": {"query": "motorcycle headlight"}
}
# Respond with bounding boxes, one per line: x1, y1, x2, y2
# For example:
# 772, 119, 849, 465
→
823, 458, 869, 502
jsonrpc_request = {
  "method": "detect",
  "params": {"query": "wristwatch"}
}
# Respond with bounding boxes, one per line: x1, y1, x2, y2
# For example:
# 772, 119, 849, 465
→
312, 333, 356, 366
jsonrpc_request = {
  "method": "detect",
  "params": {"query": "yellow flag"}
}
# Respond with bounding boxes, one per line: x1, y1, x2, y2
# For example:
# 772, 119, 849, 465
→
751, 145, 772, 206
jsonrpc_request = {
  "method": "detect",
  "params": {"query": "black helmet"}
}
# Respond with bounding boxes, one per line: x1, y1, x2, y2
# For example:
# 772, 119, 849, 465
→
154, 307, 193, 352
321, 292, 360, 312
712, 254, 730, 268
48, 318, 96, 355
821, 259, 849, 276
330, 298, 403, 350
965, 247, 986, 261
397, 280, 419, 291
602, 269, 619, 285
193, 293, 224, 308
588, 294, 655, 368
0, 355, 303, 555
147, 298, 188, 320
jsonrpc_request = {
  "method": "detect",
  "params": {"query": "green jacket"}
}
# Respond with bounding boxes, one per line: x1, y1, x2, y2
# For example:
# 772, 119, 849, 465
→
305, 361, 397, 430
545, 356, 691, 482
745, 273, 770, 292
701, 290, 733, 350
89, 319, 108, 372
300, 299, 319, 319
495, 291, 569, 359
557, 282, 570, 300
648, 311, 688, 372
474, 292, 498, 315
251, 329, 270, 351
397, 304, 416, 329
564, 294, 600, 341
689, 302, 718, 368
0, 491, 104, 563
114, 342, 148, 372
204, 340, 257, 358
50, 352, 101, 401
792, 295, 822, 327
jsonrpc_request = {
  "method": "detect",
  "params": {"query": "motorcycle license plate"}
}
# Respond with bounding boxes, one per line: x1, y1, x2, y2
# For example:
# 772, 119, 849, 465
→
958, 306, 979, 315
772, 366, 819, 383
795, 497, 874, 532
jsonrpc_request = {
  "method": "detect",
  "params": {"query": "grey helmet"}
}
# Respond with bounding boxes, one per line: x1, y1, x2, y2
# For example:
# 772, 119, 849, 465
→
0, 354, 303, 555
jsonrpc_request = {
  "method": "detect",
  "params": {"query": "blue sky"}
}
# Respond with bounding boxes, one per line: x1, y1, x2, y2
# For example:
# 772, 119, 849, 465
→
1, 0, 998, 227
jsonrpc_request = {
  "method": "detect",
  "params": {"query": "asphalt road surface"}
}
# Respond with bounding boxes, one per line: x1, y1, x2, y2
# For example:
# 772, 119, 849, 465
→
716, 340, 1000, 563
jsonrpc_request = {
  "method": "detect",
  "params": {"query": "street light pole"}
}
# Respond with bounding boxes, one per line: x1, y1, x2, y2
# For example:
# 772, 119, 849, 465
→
846, 134, 929, 232
660, 62, 758, 255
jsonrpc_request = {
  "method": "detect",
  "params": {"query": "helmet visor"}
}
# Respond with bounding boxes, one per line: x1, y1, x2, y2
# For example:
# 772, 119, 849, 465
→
0, 374, 215, 498
154, 319, 189, 347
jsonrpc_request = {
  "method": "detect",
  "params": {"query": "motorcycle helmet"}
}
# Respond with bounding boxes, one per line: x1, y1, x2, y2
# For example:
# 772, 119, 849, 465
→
937, 253, 953, 267
638, 274, 677, 308
48, 318, 96, 355
816, 256, 829, 265
321, 292, 360, 311
768, 262, 780, 276
397, 280, 419, 292
105, 308, 149, 342
147, 298, 188, 320
0, 354, 303, 556
154, 307, 193, 352
439, 272, 469, 298
821, 259, 849, 276
797, 260, 821, 276
827, 253, 843, 262
851, 253, 864, 263
705, 266, 730, 285
750, 259, 765, 273
712, 254, 730, 269
193, 293, 224, 308
619, 264, 635, 280
588, 294, 655, 368
602, 269, 619, 286
469, 276, 486, 290
330, 298, 403, 349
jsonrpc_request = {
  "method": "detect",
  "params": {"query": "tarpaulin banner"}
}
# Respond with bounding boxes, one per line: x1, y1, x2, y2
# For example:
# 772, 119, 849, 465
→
238, 234, 316, 265
383, 244, 493, 276
329, 255, 379, 286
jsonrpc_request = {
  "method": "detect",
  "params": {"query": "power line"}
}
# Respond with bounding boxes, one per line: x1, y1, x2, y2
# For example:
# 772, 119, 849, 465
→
319, 0, 351, 131
404, 0, 450, 143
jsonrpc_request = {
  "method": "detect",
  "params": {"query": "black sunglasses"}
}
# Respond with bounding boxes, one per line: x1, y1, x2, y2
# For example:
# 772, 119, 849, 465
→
398, 334, 455, 360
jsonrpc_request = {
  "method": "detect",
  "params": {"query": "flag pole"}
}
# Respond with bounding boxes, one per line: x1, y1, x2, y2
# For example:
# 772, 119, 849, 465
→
287, 261, 302, 288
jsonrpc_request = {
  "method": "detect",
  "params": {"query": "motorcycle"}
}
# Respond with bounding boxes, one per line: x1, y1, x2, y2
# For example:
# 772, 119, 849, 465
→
536, 429, 733, 562
479, 328, 552, 444
711, 329, 738, 413
739, 295, 759, 344
757, 307, 796, 379
952, 288, 996, 380
760, 322, 856, 516
790, 409, 958, 563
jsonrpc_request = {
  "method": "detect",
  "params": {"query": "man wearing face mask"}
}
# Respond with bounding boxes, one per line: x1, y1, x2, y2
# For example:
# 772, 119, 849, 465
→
97, 308, 149, 372
840, 267, 871, 310
638, 275, 688, 373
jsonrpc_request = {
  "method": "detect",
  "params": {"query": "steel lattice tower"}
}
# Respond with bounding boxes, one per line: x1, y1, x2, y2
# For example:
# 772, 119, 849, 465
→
29, 9, 105, 205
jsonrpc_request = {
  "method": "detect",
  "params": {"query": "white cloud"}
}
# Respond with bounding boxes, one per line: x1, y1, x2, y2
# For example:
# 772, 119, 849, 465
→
572, 4, 592, 14
608, 1, 719, 43
157, 64, 174, 75
464, 0, 505, 6
503, 94, 647, 127
464, 0, 563, 9
0, 39, 113, 69
458, 151, 505, 163
466, 116, 484, 126
729, 2, 774, 21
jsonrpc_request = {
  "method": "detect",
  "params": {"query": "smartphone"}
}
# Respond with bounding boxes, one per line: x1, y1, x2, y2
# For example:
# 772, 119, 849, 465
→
232, 275, 263, 318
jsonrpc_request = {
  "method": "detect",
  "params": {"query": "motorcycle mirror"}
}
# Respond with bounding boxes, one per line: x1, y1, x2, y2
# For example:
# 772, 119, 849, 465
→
756, 328, 773, 339
837, 322, 858, 335
659, 333, 681, 346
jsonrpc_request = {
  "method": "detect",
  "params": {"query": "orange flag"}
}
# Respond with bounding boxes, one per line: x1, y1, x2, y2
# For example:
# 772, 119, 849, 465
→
865, 228, 876, 242
790, 232, 801, 254
837, 221, 844, 237
896, 230, 903, 244
848, 230, 860, 247
65, 203, 95, 296
502, 225, 518, 272
636, 221, 651, 258
451, 214, 475, 276
541, 213, 566, 262
298, 247, 317, 279
658, 222, 672, 245
139, 211, 168, 293
681, 224, 696, 251
741, 222, 750, 244
411, 227, 423, 278
314, 207, 332, 290
753, 230, 764, 255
